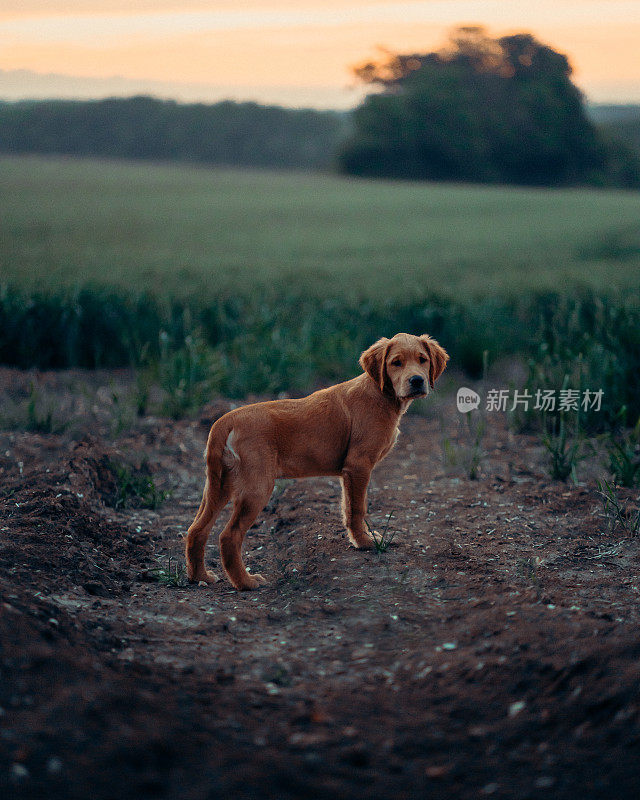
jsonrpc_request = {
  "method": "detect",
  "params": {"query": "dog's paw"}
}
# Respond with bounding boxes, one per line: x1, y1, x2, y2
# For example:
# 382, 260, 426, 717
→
239, 572, 268, 590
193, 569, 219, 585
349, 532, 375, 550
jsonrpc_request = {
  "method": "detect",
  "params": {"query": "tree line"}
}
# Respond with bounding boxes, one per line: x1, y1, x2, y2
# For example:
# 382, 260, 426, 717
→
0, 95, 347, 170
0, 27, 639, 187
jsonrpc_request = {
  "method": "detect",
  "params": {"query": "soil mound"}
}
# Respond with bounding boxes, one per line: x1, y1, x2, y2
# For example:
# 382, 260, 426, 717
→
67, 435, 121, 506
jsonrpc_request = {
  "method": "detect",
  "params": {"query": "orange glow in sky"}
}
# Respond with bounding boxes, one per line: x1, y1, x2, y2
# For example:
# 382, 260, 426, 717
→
1, 1, 639, 107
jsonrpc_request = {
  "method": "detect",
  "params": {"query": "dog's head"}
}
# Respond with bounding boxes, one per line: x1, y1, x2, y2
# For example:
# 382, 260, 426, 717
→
359, 333, 449, 401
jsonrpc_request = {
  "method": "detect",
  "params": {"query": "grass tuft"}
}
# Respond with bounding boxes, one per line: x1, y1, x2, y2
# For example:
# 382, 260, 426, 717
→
111, 460, 168, 510
604, 416, 640, 488
541, 414, 584, 483
366, 512, 398, 553
146, 555, 188, 587
596, 478, 640, 537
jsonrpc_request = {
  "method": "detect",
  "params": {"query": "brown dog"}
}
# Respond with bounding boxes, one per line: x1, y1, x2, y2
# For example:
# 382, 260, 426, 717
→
185, 333, 449, 590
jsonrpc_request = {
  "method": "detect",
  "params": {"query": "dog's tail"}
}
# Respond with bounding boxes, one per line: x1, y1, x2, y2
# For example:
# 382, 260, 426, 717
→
205, 414, 238, 491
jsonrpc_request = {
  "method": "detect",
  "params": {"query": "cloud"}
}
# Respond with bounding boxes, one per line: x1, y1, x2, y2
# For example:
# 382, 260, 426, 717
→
5, 2, 640, 45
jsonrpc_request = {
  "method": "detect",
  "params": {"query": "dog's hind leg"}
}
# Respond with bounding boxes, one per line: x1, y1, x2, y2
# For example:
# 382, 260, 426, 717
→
219, 478, 273, 590
185, 475, 230, 584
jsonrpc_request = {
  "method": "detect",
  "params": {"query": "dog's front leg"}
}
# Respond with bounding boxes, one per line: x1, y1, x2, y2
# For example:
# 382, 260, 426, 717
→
341, 464, 375, 549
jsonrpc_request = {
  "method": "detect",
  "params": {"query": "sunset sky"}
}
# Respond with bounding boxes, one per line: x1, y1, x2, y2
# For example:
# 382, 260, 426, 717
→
1, 1, 639, 108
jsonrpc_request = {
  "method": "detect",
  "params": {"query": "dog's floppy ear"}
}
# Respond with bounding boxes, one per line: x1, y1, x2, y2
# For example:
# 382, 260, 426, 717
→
359, 337, 391, 392
420, 335, 449, 388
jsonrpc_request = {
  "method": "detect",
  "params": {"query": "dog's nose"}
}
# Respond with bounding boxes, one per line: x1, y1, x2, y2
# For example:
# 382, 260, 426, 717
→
410, 375, 425, 390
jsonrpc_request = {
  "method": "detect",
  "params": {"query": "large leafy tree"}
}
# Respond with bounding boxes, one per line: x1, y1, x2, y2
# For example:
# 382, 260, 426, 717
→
340, 27, 605, 185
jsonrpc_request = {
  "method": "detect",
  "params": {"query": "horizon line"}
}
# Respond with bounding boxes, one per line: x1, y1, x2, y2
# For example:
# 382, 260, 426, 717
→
2, 68, 640, 111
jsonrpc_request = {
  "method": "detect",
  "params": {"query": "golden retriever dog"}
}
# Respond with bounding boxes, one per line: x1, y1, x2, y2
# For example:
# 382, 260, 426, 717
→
185, 333, 449, 590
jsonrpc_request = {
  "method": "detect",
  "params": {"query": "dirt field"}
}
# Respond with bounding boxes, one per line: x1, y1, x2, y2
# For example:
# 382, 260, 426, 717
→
1, 367, 640, 799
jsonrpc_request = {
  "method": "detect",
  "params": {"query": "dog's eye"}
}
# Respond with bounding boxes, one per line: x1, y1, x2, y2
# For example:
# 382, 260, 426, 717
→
418, 356, 428, 364
391, 359, 402, 367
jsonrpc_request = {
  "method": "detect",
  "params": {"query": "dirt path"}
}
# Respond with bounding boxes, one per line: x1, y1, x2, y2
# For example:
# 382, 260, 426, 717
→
2, 382, 640, 799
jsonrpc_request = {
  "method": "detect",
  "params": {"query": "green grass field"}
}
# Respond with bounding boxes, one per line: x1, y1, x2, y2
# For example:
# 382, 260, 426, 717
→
1, 155, 639, 301
1, 155, 639, 423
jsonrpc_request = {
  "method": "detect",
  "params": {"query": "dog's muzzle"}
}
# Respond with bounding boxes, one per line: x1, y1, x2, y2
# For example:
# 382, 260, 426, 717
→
407, 375, 427, 397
